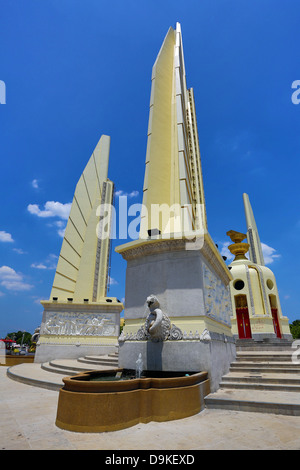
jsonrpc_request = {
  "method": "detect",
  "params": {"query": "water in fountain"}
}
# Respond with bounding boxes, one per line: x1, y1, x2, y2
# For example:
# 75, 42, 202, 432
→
135, 353, 143, 378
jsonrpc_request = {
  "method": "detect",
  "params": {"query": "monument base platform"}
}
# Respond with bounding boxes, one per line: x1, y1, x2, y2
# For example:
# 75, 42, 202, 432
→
119, 333, 236, 393
116, 235, 236, 392
34, 298, 123, 363
35, 341, 118, 363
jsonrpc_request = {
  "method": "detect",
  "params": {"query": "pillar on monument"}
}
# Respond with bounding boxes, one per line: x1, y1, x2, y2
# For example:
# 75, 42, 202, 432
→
35, 135, 123, 363
115, 23, 236, 392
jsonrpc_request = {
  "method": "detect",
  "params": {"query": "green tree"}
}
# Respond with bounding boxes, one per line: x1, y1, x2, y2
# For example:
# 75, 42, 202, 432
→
6, 331, 32, 346
290, 320, 300, 339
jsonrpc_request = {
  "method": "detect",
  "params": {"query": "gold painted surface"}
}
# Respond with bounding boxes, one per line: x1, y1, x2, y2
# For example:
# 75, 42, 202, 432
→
0, 355, 35, 367
140, 24, 207, 238
55, 372, 210, 432
50, 135, 113, 303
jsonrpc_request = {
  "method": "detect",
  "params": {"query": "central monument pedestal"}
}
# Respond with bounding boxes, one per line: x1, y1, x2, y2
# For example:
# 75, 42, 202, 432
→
116, 234, 236, 392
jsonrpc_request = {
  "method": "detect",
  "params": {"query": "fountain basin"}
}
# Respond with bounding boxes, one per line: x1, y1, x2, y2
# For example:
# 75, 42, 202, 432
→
55, 369, 210, 432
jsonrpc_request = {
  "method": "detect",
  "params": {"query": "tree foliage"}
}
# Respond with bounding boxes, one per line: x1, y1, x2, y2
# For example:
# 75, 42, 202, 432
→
6, 331, 32, 346
290, 320, 300, 339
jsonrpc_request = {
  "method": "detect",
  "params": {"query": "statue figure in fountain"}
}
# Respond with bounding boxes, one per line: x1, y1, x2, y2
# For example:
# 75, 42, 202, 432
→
144, 295, 172, 342
117, 295, 183, 343
132, 295, 183, 343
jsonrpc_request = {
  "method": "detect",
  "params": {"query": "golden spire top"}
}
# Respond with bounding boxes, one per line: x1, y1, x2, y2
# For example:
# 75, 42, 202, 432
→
226, 230, 249, 261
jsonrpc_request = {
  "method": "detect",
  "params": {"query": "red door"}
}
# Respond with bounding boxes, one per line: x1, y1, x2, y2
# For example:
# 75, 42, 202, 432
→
271, 308, 282, 338
236, 307, 252, 339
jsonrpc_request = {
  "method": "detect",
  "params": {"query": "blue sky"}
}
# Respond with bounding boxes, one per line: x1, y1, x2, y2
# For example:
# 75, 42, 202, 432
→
0, 0, 299, 336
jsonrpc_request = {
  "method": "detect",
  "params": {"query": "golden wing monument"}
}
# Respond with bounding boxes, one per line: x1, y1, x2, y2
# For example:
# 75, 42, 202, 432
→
35, 135, 123, 362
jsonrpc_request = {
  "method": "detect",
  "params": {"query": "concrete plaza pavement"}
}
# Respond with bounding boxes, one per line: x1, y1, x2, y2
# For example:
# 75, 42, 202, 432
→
1, 367, 300, 450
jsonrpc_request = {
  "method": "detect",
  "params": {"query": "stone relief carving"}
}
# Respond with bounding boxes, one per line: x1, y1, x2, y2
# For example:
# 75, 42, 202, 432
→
119, 327, 211, 343
41, 312, 117, 336
203, 264, 232, 325
199, 328, 211, 341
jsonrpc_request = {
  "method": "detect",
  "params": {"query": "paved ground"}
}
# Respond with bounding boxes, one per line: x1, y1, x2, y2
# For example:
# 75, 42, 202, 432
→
1, 367, 300, 450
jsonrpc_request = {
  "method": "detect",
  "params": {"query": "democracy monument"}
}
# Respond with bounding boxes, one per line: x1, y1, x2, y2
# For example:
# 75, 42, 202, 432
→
27, 22, 292, 423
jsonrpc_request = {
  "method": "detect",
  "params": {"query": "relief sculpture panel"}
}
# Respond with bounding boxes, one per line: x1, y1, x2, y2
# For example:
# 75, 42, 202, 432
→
41, 312, 117, 336
203, 263, 232, 326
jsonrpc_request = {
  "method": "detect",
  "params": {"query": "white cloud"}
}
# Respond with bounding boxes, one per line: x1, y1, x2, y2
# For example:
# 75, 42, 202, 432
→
54, 220, 66, 237
27, 201, 71, 236
46, 220, 67, 238
261, 243, 281, 265
0, 266, 33, 291
219, 241, 280, 266
0, 231, 14, 243
220, 242, 234, 261
108, 276, 118, 286
57, 227, 66, 238
30, 263, 48, 270
31, 254, 58, 270
0, 266, 22, 280
27, 201, 72, 220
54, 220, 65, 227
115, 190, 139, 198
2, 280, 32, 292
13, 248, 27, 254
31, 179, 39, 189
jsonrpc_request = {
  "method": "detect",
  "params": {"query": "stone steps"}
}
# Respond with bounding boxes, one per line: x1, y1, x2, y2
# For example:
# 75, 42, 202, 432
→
205, 346, 300, 415
7, 353, 120, 390
220, 373, 300, 392
7, 363, 65, 391
205, 389, 300, 416
235, 339, 293, 351
41, 354, 119, 376
235, 354, 293, 362
230, 353, 300, 374
230, 365, 300, 374
77, 355, 119, 367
